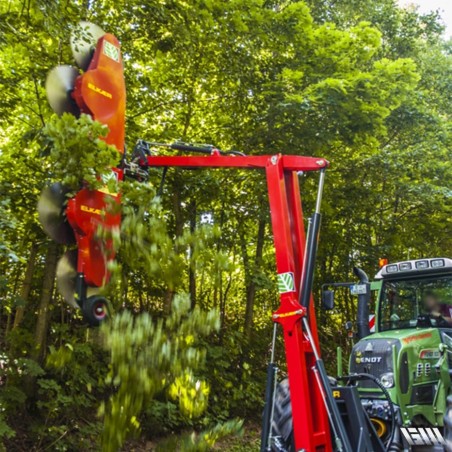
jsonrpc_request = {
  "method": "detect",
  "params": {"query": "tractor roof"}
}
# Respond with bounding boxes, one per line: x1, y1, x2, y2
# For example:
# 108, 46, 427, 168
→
375, 257, 452, 280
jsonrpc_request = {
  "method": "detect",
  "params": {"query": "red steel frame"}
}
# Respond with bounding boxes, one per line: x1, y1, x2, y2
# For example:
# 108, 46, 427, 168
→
146, 153, 332, 451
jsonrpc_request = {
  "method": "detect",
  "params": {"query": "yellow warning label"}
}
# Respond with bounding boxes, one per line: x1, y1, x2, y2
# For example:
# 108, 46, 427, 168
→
87, 82, 112, 99
81, 205, 104, 216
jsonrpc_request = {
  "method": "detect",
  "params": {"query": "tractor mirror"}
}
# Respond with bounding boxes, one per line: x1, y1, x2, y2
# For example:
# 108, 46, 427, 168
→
322, 290, 335, 310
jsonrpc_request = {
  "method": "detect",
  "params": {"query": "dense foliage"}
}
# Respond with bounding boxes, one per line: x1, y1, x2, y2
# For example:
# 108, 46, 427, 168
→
0, 0, 450, 449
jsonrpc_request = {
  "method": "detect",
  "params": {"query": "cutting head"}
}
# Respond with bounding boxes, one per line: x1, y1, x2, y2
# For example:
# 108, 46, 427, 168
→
56, 250, 100, 308
37, 183, 75, 245
45, 65, 80, 116
70, 21, 105, 71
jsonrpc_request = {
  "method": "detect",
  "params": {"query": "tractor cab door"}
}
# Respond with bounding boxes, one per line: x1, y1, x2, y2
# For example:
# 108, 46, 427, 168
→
440, 331, 452, 373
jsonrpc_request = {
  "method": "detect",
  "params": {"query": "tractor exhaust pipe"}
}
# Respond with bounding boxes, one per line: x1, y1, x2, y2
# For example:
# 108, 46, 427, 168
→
353, 267, 371, 339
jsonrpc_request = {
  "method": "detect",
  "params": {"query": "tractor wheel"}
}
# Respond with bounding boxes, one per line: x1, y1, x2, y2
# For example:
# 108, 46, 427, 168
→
271, 379, 295, 452
82, 295, 109, 326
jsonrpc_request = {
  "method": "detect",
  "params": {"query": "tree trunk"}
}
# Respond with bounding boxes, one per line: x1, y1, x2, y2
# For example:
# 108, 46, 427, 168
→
33, 242, 58, 363
243, 215, 266, 339
3, 265, 20, 334
216, 205, 225, 328
163, 177, 185, 313
13, 243, 38, 329
189, 199, 197, 308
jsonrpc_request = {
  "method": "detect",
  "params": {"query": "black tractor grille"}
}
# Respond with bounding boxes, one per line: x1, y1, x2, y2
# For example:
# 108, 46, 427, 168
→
349, 338, 400, 389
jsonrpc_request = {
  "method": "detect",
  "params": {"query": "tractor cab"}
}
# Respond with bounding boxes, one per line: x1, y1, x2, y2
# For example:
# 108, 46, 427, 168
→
376, 258, 452, 332
347, 258, 452, 444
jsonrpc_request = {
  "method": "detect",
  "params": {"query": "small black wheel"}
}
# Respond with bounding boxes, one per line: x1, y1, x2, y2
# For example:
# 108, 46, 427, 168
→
82, 295, 109, 326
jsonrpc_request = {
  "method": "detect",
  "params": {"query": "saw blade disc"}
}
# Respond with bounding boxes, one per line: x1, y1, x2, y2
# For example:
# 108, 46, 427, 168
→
70, 21, 106, 71
56, 250, 100, 308
37, 183, 75, 245
45, 65, 80, 116
56, 250, 79, 308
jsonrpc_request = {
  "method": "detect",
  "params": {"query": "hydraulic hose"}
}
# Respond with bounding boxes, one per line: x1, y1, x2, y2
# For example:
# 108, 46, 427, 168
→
260, 362, 278, 451
341, 373, 396, 450
261, 324, 279, 452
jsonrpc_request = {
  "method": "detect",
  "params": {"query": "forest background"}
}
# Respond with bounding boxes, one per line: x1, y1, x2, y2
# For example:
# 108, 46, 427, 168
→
0, 0, 450, 450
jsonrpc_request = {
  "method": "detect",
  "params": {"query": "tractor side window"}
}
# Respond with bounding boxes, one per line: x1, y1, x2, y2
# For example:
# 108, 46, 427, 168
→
420, 281, 452, 326
369, 288, 378, 316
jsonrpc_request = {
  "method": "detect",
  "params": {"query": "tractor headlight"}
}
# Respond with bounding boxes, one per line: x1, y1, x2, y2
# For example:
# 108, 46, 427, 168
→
431, 259, 445, 268
380, 372, 394, 388
415, 260, 429, 270
386, 265, 398, 273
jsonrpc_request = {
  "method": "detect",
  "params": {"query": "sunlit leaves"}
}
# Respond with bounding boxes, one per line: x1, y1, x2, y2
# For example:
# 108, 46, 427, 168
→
43, 114, 120, 191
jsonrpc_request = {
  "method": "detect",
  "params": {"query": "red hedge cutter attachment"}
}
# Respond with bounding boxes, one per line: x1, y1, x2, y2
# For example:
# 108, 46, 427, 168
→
38, 21, 125, 325
37, 21, 390, 452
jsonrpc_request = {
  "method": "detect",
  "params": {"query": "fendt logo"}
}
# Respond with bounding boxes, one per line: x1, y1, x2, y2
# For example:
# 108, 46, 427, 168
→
355, 356, 382, 364
400, 427, 446, 447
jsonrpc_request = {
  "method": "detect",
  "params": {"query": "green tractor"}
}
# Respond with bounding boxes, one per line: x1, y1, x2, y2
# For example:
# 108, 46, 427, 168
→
332, 257, 452, 449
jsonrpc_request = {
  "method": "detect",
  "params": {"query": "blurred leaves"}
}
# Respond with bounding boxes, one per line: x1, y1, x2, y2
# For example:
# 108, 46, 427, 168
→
100, 295, 219, 451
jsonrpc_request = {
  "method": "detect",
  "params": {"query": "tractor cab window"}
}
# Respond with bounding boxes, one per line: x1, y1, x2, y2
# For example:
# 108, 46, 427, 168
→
379, 275, 452, 331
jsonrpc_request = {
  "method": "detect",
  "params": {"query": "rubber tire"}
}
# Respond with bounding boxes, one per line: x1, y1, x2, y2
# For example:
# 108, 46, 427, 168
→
444, 395, 452, 451
82, 295, 109, 326
271, 379, 295, 452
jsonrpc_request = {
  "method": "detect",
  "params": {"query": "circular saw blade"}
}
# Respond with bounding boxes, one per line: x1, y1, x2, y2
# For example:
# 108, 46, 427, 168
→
70, 21, 106, 71
37, 183, 75, 245
45, 65, 80, 116
56, 250, 101, 308
56, 250, 79, 308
